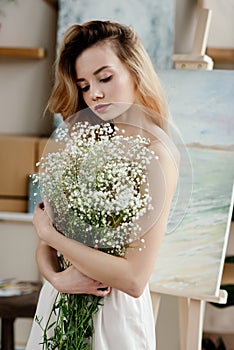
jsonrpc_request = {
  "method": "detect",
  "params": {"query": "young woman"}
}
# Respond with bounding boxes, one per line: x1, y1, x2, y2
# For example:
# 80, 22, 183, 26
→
26, 20, 179, 349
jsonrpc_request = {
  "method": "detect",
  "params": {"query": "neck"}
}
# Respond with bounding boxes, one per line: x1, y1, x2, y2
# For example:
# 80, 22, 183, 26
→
114, 104, 155, 139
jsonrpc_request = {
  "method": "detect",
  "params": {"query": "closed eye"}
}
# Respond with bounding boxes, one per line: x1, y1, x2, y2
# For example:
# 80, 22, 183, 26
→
80, 85, 90, 92
100, 76, 112, 83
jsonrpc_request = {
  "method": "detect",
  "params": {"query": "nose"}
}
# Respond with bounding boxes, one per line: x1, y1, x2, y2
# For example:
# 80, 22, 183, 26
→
89, 83, 104, 101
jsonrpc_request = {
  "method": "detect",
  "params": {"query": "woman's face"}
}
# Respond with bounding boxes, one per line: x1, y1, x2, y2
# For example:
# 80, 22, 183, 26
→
75, 41, 136, 121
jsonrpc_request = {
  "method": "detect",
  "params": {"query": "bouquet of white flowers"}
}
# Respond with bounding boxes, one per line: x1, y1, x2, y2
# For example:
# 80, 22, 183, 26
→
34, 121, 157, 349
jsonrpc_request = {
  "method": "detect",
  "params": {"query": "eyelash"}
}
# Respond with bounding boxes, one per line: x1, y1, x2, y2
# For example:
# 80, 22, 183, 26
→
80, 86, 89, 92
100, 76, 112, 83
80, 76, 113, 93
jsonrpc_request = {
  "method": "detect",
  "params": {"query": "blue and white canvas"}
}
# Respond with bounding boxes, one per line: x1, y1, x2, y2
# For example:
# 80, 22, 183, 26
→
57, 0, 175, 69
150, 70, 234, 299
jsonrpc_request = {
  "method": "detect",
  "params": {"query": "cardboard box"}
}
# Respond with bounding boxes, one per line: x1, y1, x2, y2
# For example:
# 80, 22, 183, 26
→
0, 135, 65, 212
0, 198, 28, 212
0, 135, 39, 197
37, 137, 49, 164
37, 137, 64, 163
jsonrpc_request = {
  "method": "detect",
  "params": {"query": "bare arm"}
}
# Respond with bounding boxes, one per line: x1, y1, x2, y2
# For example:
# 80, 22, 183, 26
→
33, 142, 179, 298
36, 240, 111, 296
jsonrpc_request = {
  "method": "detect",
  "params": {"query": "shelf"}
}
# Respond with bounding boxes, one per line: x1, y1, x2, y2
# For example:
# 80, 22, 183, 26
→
0, 47, 46, 59
206, 47, 234, 63
0, 212, 33, 223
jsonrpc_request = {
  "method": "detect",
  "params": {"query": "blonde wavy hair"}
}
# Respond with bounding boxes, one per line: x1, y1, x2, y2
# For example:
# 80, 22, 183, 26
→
48, 20, 169, 130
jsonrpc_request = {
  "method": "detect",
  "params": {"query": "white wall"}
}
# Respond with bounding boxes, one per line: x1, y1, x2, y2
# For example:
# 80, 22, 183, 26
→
202, 0, 234, 48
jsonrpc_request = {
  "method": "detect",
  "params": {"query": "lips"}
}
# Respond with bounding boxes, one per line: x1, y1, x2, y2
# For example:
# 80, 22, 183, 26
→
94, 103, 111, 113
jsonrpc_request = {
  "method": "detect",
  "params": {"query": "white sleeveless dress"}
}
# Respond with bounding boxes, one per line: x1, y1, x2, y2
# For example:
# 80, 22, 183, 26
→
26, 280, 156, 350
26, 114, 179, 350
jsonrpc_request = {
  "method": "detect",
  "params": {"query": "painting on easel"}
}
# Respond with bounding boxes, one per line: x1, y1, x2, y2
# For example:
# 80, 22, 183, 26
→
150, 69, 234, 299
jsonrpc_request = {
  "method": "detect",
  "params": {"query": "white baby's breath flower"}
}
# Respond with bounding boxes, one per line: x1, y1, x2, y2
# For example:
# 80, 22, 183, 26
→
38, 122, 157, 252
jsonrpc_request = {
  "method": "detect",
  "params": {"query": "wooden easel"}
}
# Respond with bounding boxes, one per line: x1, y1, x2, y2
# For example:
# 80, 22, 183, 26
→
148, 7, 234, 345
150, 289, 227, 350
150, 184, 234, 350
172, 8, 213, 70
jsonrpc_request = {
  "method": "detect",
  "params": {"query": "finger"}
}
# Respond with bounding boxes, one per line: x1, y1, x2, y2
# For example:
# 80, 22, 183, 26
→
95, 288, 111, 297
34, 202, 41, 211
92, 280, 108, 288
96, 283, 109, 289
44, 200, 54, 221
97, 286, 111, 292
39, 202, 45, 210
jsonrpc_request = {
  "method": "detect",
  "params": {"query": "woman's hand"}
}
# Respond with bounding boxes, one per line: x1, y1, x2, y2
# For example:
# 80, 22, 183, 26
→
32, 202, 55, 243
34, 217, 111, 297
52, 264, 111, 297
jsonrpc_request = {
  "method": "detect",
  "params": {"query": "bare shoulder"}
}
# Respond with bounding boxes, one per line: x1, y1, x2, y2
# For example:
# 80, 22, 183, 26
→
149, 138, 180, 196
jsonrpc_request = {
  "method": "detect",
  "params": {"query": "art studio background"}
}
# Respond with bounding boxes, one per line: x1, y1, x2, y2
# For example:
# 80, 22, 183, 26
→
0, 0, 233, 349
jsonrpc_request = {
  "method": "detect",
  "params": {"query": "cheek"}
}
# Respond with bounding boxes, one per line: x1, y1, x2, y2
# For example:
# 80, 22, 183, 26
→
82, 94, 91, 107
123, 72, 136, 96
115, 76, 136, 102
83, 95, 89, 105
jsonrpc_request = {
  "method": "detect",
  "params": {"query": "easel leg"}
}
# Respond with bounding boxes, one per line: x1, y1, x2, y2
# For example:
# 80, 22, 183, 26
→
178, 298, 205, 350
186, 299, 206, 350
150, 291, 161, 326
178, 297, 189, 350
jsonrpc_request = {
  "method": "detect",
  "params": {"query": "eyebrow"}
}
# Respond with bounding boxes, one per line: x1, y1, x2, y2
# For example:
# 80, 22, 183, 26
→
76, 65, 111, 83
